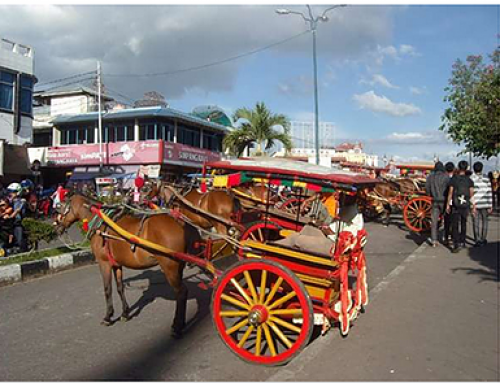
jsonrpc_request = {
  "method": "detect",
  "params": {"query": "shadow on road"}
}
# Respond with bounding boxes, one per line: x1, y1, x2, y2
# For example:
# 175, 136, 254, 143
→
78, 269, 213, 380
451, 241, 499, 283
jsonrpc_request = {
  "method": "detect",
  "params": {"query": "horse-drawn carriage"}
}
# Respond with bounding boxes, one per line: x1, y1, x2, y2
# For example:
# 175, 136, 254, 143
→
362, 174, 432, 232
55, 158, 378, 366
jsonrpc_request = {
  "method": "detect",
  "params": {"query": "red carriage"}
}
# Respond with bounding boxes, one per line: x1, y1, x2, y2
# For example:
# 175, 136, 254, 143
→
58, 158, 378, 366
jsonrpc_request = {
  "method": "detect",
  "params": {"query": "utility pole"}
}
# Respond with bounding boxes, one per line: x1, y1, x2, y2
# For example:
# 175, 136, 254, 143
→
276, 5, 346, 165
97, 61, 103, 172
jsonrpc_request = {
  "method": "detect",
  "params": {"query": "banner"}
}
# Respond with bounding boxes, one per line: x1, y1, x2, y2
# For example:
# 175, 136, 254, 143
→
46, 144, 106, 166
164, 142, 221, 167
108, 140, 161, 165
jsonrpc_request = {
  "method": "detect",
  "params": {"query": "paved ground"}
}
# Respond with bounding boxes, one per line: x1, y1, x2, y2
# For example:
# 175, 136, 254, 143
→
0, 214, 497, 381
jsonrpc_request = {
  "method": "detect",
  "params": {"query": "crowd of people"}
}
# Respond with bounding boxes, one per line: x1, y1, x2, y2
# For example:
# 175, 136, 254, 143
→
0, 179, 64, 256
426, 160, 495, 253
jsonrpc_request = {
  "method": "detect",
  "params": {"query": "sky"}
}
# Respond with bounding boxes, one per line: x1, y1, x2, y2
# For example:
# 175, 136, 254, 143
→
0, 4, 498, 167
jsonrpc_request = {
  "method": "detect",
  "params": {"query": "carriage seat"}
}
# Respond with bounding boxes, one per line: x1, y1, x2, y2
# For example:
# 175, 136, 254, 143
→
272, 225, 334, 258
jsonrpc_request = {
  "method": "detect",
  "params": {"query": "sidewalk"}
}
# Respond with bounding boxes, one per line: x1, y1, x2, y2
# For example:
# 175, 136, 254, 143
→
270, 214, 499, 381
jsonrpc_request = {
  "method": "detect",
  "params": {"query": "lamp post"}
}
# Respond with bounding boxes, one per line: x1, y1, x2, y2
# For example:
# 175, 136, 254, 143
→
276, 4, 346, 165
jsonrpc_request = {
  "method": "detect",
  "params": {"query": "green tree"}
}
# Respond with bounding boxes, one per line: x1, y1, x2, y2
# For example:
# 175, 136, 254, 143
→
224, 102, 292, 157
440, 48, 500, 158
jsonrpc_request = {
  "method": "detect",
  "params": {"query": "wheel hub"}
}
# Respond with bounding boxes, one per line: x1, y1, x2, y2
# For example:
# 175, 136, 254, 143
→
248, 305, 268, 326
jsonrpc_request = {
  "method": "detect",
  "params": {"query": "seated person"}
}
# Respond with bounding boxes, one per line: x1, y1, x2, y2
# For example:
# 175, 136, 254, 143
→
274, 192, 363, 257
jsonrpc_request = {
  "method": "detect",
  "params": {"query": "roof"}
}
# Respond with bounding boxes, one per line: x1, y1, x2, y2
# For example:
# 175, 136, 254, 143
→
396, 163, 434, 171
335, 142, 362, 152
52, 106, 230, 133
205, 157, 379, 188
34, 85, 114, 101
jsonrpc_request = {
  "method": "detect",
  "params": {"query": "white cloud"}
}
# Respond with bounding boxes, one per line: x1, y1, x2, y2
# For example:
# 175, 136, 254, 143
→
409, 86, 426, 95
399, 44, 419, 57
370, 44, 420, 66
385, 131, 448, 144
353, 90, 421, 117
0, 4, 395, 100
360, 74, 399, 89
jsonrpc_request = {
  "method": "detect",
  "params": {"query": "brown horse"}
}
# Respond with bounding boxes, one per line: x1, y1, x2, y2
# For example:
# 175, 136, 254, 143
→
55, 194, 198, 337
160, 183, 240, 235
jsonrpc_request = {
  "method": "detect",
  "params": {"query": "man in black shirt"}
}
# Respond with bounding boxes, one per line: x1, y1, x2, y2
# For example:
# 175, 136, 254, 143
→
446, 161, 475, 253
443, 162, 455, 245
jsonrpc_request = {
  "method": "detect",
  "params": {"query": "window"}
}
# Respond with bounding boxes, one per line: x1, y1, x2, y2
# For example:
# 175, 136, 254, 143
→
61, 126, 95, 145
0, 71, 15, 111
139, 123, 158, 140
20, 75, 33, 114
161, 123, 174, 142
203, 131, 223, 152
178, 125, 201, 148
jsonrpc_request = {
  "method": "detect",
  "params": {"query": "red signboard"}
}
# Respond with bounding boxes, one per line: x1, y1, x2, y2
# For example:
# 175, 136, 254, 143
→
46, 144, 106, 166
164, 142, 221, 166
46, 140, 220, 168
108, 140, 162, 165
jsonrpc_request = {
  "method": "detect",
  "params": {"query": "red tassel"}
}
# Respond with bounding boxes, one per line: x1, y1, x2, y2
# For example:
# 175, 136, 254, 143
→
82, 219, 89, 232
200, 180, 207, 193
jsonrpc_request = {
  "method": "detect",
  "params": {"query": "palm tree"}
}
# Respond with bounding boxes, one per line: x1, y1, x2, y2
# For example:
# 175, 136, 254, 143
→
224, 102, 292, 157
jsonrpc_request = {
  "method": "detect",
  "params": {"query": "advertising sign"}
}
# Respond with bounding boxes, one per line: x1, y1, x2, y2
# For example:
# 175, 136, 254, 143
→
108, 140, 161, 165
163, 142, 221, 167
46, 144, 105, 166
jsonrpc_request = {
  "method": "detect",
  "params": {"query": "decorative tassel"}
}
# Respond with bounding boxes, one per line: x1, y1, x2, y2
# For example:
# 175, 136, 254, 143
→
82, 218, 89, 232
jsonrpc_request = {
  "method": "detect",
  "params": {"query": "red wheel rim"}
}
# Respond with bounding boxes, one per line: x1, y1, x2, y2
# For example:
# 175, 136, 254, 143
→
403, 197, 432, 232
212, 260, 313, 365
239, 222, 283, 256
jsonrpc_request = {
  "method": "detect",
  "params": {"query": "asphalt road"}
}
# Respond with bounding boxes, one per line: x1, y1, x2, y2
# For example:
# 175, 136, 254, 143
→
0, 217, 422, 381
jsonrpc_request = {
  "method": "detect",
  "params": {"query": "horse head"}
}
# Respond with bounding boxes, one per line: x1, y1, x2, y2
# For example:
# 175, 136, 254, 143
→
54, 193, 90, 235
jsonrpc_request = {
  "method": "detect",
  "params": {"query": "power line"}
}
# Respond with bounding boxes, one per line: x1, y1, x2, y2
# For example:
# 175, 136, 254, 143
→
103, 30, 310, 78
36, 70, 97, 87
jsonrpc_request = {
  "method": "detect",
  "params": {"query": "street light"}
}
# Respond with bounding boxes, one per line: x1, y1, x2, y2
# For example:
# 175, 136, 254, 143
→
276, 4, 347, 165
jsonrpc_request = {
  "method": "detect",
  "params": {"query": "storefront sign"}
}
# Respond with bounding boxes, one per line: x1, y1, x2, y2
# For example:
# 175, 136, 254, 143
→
108, 141, 161, 165
46, 144, 106, 166
163, 142, 221, 167
46, 141, 221, 168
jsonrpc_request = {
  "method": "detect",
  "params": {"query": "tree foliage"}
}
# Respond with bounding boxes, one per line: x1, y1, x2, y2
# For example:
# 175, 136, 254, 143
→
440, 48, 500, 158
224, 102, 292, 157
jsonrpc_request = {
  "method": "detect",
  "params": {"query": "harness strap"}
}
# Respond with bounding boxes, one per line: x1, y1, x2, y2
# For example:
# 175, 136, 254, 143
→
105, 240, 119, 267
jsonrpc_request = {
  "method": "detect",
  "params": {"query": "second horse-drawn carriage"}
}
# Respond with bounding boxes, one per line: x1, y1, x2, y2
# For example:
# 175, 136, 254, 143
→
55, 158, 378, 365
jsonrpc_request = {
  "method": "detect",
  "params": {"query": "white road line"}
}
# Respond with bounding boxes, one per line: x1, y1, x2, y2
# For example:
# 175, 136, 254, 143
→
266, 241, 428, 382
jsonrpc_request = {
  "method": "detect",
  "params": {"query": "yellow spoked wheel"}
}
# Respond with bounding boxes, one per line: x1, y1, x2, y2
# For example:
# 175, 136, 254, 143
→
212, 259, 314, 366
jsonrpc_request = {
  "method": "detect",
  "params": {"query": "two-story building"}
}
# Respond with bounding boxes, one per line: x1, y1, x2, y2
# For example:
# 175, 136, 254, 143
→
0, 38, 36, 181
30, 104, 229, 187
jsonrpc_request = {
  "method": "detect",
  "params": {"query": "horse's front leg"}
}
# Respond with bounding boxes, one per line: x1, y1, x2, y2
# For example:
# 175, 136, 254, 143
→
98, 261, 114, 325
113, 266, 130, 321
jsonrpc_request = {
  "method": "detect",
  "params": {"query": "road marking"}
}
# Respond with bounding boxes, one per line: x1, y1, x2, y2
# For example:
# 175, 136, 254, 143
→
266, 241, 428, 382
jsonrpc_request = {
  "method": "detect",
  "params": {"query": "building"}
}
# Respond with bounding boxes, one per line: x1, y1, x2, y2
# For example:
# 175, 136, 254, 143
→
275, 141, 378, 168
0, 38, 36, 145
0, 38, 36, 180
29, 105, 229, 186
33, 85, 114, 147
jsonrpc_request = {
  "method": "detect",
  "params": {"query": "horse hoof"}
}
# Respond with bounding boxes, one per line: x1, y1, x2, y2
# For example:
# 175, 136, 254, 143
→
120, 315, 129, 322
101, 319, 112, 326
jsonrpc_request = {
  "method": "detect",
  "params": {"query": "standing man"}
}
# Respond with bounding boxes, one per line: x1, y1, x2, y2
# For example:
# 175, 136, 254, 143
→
425, 161, 450, 247
6, 183, 27, 253
446, 161, 475, 253
471, 162, 493, 246
443, 162, 455, 245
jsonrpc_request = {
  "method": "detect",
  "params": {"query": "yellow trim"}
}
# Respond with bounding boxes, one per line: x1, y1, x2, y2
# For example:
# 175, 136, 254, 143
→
295, 272, 334, 288
241, 240, 338, 267
97, 209, 218, 274
232, 188, 266, 203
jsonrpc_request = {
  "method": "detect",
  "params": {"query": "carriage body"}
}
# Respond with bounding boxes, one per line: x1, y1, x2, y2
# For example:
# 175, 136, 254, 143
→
202, 158, 376, 364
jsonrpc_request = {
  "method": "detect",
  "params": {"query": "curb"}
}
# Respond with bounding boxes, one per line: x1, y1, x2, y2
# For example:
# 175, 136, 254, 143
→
0, 249, 94, 287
